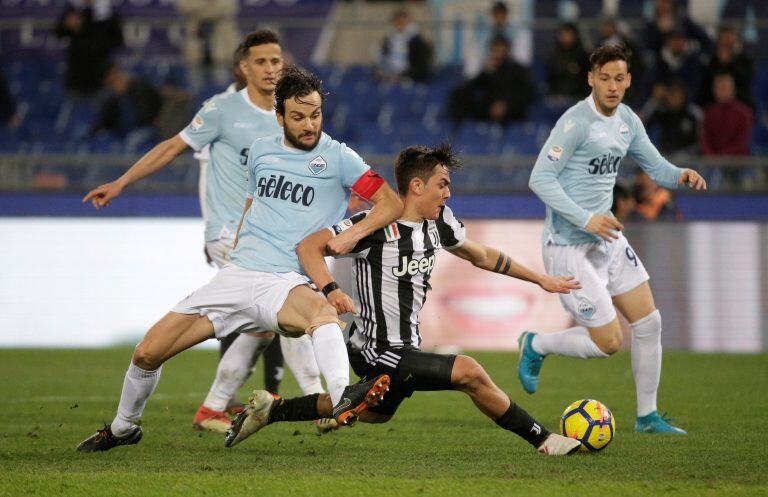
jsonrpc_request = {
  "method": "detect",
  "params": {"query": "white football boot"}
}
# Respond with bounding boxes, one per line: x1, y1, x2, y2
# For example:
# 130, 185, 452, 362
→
537, 433, 582, 455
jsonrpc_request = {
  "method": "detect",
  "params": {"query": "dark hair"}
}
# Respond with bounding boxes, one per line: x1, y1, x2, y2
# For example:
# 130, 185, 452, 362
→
394, 143, 461, 196
242, 29, 281, 53
274, 66, 325, 115
233, 43, 247, 66
589, 44, 632, 71
491, 1, 508, 14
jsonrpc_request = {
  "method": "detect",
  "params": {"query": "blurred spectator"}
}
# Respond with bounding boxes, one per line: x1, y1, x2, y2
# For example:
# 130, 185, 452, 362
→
448, 36, 535, 125
464, 1, 532, 77
91, 66, 163, 138
0, 69, 19, 128
701, 27, 754, 108
634, 171, 679, 221
54, 0, 123, 97
652, 30, 703, 101
644, 0, 711, 56
611, 181, 637, 222
643, 79, 702, 155
377, 9, 433, 83
596, 18, 646, 103
701, 73, 753, 186
176, 0, 240, 89
700, 73, 753, 156
547, 23, 589, 100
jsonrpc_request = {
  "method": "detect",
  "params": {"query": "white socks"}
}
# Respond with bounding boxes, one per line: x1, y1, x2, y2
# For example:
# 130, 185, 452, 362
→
531, 326, 609, 359
280, 334, 324, 395
630, 310, 662, 417
111, 362, 162, 436
203, 333, 272, 412
310, 323, 350, 405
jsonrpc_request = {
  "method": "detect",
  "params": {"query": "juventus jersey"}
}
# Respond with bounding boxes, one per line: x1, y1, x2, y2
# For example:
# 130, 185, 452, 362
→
329, 206, 466, 354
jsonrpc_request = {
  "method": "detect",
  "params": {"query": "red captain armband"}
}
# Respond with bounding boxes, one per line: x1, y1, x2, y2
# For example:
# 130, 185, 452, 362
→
351, 170, 384, 201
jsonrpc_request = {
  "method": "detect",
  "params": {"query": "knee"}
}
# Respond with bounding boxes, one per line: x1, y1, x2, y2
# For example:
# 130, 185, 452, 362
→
451, 356, 489, 393
313, 300, 338, 320
593, 333, 622, 355
133, 341, 163, 371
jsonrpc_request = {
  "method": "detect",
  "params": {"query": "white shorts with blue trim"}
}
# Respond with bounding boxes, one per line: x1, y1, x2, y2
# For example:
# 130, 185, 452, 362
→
543, 232, 649, 328
172, 263, 309, 338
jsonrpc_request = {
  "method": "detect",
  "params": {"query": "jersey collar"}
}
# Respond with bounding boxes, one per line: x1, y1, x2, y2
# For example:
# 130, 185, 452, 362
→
240, 88, 275, 116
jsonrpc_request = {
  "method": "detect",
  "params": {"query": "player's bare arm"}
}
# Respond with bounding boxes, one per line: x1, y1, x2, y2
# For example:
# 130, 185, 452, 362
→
82, 135, 190, 209
327, 182, 403, 255
297, 229, 356, 315
232, 197, 253, 249
448, 239, 580, 294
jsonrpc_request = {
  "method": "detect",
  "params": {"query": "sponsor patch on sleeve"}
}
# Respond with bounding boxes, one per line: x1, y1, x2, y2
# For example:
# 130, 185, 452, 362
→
547, 145, 563, 162
331, 218, 354, 235
190, 115, 204, 131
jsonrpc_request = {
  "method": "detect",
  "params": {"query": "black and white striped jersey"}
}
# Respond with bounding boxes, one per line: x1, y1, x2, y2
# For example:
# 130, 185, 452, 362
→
329, 206, 466, 356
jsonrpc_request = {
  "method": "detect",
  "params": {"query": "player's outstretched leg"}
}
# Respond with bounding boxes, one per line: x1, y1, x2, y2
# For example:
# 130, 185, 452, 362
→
613, 284, 686, 435
225, 374, 389, 447
77, 312, 214, 452
193, 332, 273, 433
519, 324, 614, 394
451, 354, 580, 455
276, 285, 388, 424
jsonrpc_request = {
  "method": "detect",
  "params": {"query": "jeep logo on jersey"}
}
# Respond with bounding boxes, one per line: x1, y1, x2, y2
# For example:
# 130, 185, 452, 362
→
392, 254, 436, 278
588, 154, 623, 175
309, 156, 327, 175
256, 174, 315, 206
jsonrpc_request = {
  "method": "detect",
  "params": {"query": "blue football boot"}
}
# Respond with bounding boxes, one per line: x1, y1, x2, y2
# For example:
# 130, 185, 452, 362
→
517, 331, 545, 394
635, 411, 687, 435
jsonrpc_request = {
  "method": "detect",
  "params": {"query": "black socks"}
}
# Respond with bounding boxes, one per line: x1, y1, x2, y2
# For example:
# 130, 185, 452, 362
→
495, 402, 550, 447
268, 393, 321, 424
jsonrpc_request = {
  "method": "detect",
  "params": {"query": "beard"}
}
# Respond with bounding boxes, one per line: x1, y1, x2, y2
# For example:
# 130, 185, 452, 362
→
284, 123, 322, 151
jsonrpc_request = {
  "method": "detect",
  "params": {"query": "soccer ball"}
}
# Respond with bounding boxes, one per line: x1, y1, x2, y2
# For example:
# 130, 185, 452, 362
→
560, 399, 616, 452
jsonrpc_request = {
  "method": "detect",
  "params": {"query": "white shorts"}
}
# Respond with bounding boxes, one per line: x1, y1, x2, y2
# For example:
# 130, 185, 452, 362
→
172, 264, 309, 338
543, 232, 649, 328
205, 237, 234, 269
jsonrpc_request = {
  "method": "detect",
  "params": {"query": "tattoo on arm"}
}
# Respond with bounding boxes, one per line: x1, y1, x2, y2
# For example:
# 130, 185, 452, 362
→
492, 253, 512, 275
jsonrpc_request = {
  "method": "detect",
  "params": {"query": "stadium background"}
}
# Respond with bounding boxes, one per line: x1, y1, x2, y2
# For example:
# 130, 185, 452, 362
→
0, 0, 765, 352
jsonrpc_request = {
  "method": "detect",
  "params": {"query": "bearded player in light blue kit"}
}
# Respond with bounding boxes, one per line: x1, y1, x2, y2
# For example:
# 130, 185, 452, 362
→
518, 45, 706, 435
77, 66, 403, 451
83, 30, 304, 433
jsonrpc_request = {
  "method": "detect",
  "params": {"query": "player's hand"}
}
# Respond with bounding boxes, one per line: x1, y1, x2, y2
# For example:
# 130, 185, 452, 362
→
678, 169, 707, 191
326, 289, 355, 315
584, 214, 623, 242
82, 180, 125, 210
538, 275, 581, 294
326, 231, 360, 256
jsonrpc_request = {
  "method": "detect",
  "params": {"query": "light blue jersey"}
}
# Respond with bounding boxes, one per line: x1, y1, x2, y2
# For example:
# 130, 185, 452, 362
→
180, 88, 281, 242
529, 95, 684, 245
230, 132, 371, 274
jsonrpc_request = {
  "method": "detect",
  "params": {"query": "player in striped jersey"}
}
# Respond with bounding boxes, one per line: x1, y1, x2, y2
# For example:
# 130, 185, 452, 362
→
225, 144, 583, 455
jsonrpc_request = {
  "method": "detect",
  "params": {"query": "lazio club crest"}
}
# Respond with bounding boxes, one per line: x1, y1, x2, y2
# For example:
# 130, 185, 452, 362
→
309, 156, 327, 175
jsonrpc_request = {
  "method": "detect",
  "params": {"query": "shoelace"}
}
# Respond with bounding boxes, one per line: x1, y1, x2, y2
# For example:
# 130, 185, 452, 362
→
659, 411, 676, 424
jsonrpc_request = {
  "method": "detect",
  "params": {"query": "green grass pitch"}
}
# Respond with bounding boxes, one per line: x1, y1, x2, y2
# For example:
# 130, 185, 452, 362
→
1, 348, 766, 496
